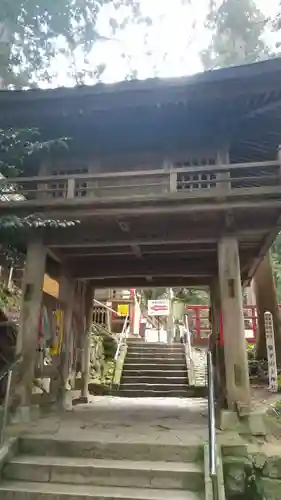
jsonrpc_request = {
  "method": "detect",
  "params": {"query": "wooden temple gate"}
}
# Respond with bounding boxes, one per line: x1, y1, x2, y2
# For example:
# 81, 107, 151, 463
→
0, 58, 281, 413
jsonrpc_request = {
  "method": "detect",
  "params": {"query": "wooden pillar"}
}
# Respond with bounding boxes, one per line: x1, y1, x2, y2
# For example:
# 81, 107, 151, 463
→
218, 237, 251, 411
245, 282, 256, 307
210, 280, 227, 411
216, 148, 230, 194
16, 241, 47, 408
81, 286, 94, 400
60, 278, 75, 409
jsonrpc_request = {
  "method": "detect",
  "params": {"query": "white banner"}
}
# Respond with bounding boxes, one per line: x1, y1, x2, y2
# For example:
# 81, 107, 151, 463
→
265, 311, 278, 392
148, 299, 169, 316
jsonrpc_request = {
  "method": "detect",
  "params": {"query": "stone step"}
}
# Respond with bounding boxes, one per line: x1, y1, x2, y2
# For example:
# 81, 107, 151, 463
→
123, 363, 187, 371
4, 456, 204, 492
117, 387, 208, 398
121, 376, 188, 385
0, 481, 202, 500
127, 349, 184, 355
124, 357, 185, 364
127, 345, 184, 351
127, 342, 183, 348
122, 370, 187, 378
127, 352, 185, 359
120, 383, 189, 391
35, 365, 58, 378
19, 438, 203, 462
117, 390, 196, 398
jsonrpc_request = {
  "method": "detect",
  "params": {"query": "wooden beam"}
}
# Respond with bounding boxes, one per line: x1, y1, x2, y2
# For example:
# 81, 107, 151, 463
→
63, 247, 218, 258
245, 219, 281, 282
131, 244, 142, 258
75, 269, 214, 279
0, 160, 278, 184
89, 276, 212, 288
50, 237, 218, 249
47, 249, 61, 263
1, 198, 281, 220
49, 228, 268, 249
72, 256, 216, 279
245, 99, 281, 119
5, 184, 281, 206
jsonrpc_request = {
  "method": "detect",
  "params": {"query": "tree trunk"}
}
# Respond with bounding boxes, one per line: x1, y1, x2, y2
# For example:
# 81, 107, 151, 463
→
254, 253, 281, 363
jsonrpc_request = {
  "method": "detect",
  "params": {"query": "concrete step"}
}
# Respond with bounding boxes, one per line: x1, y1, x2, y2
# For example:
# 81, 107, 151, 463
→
127, 345, 184, 351
127, 338, 183, 348
117, 386, 207, 398
127, 351, 185, 357
127, 354, 185, 360
117, 390, 195, 398
127, 343, 183, 349
34, 365, 58, 378
122, 370, 187, 378
124, 358, 186, 365
4, 456, 204, 491
120, 383, 188, 391
123, 363, 187, 371
126, 356, 186, 362
19, 438, 203, 462
121, 376, 188, 385
0, 481, 202, 500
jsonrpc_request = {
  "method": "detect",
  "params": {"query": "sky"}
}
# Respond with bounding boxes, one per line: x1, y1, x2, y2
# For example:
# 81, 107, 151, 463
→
49, 0, 281, 88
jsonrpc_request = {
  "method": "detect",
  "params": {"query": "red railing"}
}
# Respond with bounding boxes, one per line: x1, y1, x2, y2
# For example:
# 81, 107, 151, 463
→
186, 305, 258, 344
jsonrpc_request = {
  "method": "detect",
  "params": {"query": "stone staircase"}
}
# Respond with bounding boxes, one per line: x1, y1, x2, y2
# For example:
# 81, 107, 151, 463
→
0, 436, 206, 499
119, 341, 204, 398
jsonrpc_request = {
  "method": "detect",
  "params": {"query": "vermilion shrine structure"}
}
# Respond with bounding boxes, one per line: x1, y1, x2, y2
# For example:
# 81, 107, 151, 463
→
1, 58, 281, 414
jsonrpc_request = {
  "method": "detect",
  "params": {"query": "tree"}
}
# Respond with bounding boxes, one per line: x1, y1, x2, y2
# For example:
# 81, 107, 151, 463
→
0, 0, 145, 88
201, 1, 281, 365
202, 0, 270, 69
173, 288, 209, 305
141, 287, 209, 306
273, 2, 281, 29
0, 127, 78, 264
272, 2, 281, 50
254, 253, 281, 362
141, 288, 166, 303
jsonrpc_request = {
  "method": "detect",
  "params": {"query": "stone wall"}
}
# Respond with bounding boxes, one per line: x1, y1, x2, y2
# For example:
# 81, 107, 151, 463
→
223, 444, 281, 499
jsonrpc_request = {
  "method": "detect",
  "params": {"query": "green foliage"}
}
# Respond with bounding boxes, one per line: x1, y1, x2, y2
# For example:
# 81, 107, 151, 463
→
140, 287, 209, 306
0, 128, 68, 178
0, 127, 80, 262
0, 0, 110, 86
0, 0, 146, 87
173, 288, 209, 305
272, 2, 281, 34
274, 399, 281, 413
200, 0, 281, 312
202, 0, 270, 69
0, 281, 21, 315
103, 336, 117, 359
141, 288, 167, 303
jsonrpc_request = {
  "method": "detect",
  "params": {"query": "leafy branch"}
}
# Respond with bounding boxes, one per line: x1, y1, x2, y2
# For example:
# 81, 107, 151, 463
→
0, 127, 79, 263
